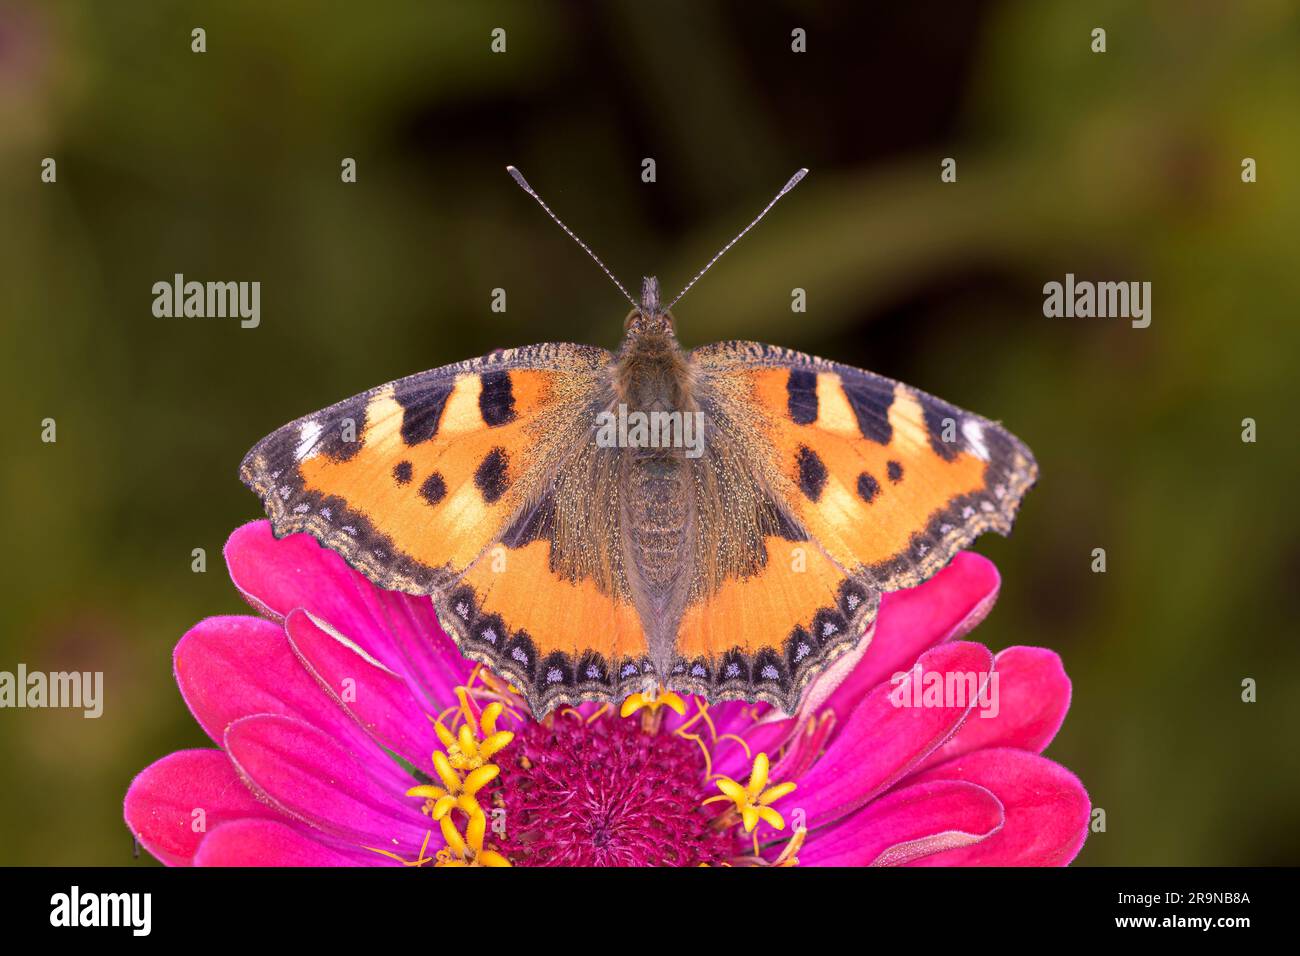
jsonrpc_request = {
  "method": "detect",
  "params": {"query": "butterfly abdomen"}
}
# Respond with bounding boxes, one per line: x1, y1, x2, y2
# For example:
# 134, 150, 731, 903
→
625, 454, 691, 591
620, 448, 695, 677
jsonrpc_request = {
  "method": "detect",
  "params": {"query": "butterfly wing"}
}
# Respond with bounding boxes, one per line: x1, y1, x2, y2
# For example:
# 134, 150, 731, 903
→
668, 340, 1037, 711
240, 344, 653, 714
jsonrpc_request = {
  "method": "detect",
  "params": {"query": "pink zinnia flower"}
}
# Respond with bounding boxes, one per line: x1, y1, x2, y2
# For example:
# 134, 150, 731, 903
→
124, 520, 1089, 867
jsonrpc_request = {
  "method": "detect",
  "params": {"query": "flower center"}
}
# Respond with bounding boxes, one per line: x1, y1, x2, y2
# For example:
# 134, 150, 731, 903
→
490, 709, 734, 866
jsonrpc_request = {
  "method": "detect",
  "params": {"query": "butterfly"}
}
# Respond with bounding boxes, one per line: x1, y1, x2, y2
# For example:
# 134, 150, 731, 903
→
241, 167, 1037, 718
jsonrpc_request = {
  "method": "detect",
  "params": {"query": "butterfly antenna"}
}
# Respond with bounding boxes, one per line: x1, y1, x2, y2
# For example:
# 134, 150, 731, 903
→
506, 165, 639, 311
665, 168, 809, 312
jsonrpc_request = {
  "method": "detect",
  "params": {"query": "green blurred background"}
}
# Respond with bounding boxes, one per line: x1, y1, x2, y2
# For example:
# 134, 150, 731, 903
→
1, 0, 1297, 866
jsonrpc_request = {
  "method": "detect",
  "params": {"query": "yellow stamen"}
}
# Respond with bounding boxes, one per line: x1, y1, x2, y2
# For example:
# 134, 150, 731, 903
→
677, 730, 715, 778
771, 825, 807, 867
619, 688, 687, 718
364, 829, 436, 866
672, 699, 710, 736
433, 688, 516, 773
408, 755, 500, 819
621, 687, 687, 734
716, 732, 752, 761
436, 811, 511, 867
480, 701, 504, 734
695, 701, 721, 744
435, 703, 462, 731
711, 752, 795, 833
729, 824, 807, 867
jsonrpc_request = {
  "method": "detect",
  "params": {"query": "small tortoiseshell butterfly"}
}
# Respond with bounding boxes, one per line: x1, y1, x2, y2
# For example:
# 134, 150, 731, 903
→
242, 168, 1037, 717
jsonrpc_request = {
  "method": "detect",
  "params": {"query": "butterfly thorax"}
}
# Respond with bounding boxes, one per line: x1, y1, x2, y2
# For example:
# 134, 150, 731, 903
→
615, 326, 688, 405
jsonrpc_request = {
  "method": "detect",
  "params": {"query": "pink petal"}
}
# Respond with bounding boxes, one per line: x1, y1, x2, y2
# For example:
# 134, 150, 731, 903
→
224, 521, 473, 707
909, 747, 1090, 866
767, 641, 995, 834
285, 608, 439, 775
124, 750, 285, 866
174, 615, 410, 790
920, 646, 1072, 770
224, 714, 432, 851
194, 819, 379, 866
800, 779, 1004, 866
359, 584, 478, 714
820, 552, 1001, 724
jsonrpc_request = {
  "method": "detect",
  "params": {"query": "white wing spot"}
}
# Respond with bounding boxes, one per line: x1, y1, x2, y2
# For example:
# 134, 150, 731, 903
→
296, 420, 324, 461
961, 418, 990, 461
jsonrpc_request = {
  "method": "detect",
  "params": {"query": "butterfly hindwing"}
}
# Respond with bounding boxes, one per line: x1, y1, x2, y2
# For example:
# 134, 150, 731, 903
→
665, 528, 879, 711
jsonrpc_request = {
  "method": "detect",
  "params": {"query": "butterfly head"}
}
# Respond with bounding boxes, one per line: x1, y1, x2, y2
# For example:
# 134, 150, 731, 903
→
625, 276, 675, 336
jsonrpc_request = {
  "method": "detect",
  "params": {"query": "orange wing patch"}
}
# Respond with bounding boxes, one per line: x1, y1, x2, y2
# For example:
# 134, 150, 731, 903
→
667, 534, 877, 711
294, 370, 549, 573
759, 373, 985, 571
448, 538, 650, 712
